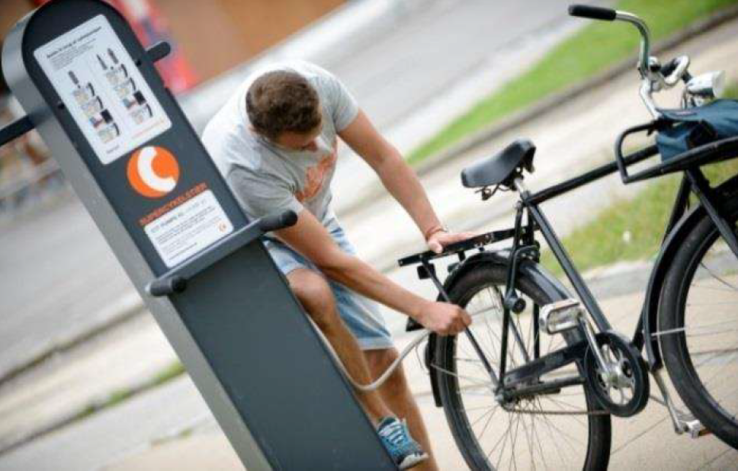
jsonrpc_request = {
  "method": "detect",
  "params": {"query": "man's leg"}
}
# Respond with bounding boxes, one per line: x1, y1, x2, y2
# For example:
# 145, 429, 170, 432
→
365, 349, 439, 471
287, 268, 393, 424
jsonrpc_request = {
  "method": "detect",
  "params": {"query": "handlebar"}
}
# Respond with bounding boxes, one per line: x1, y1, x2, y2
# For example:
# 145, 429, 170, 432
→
568, 4, 616, 21
569, 4, 652, 80
148, 275, 187, 297
661, 55, 691, 86
257, 210, 298, 233
0, 115, 34, 148
146, 211, 298, 297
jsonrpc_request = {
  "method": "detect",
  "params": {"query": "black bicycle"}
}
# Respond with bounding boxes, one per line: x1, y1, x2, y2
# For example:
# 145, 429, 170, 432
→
398, 5, 738, 470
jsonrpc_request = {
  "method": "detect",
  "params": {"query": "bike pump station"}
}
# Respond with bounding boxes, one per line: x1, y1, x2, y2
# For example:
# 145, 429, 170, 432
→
1, 0, 395, 468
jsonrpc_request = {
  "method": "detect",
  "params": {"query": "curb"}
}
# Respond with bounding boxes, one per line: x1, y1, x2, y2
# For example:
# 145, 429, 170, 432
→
0, 292, 146, 387
0, 361, 185, 457
337, 4, 738, 217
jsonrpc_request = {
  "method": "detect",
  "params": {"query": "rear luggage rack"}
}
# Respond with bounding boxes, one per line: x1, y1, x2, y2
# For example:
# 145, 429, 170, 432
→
397, 227, 533, 267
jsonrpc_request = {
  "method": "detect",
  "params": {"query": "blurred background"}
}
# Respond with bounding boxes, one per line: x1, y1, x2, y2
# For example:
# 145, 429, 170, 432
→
2, 0, 738, 469
0, 0, 344, 214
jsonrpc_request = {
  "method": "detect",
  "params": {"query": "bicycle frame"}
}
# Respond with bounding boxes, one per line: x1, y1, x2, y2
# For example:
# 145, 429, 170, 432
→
392, 4, 738, 452
398, 141, 738, 411
508, 159, 736, 372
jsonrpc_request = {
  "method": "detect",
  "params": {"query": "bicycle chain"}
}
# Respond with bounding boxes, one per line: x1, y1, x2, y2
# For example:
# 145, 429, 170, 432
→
428, 362, 610, 416
430, 351, 643, 417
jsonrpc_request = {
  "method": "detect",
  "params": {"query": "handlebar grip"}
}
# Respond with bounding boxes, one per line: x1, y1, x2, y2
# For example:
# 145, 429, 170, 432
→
660, 55, 685, 76
258, 210, 298, 233
147, 276, 187, 297
146, 41, 171, 63
0, 115, 34, 148
568, 4, 617, 21
660, 58, 678, 77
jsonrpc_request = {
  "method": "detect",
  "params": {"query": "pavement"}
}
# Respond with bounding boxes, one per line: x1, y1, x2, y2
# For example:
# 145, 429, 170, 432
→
106, 286, 738, 471
0, 0, 585, 387
2, 3, 738, 471
2, 279, 736, 471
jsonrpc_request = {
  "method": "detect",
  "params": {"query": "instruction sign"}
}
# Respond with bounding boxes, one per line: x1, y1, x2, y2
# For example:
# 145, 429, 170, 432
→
142, 185, 234, 268
34, 14, 171, 164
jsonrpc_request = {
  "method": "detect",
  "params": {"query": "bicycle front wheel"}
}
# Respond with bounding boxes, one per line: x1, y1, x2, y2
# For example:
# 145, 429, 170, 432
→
659, 196, 738, 449
434, 263, 611, 470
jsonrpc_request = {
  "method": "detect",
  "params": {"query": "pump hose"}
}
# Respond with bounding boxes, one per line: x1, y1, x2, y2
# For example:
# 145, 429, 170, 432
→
307, 308, 486, 392
306, 316, 432, 392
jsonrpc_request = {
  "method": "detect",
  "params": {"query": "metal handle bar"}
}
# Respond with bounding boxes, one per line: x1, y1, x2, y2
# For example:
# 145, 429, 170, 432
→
568, 4, 616, 21
662, 55, 691, 87
0, 115, 34, 148
258, 210, 298, 233
569, 4, 652, 79
146, 210, 297, 297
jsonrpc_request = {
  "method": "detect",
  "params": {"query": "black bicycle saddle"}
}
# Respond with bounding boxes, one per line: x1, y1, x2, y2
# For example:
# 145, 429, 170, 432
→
461, 139, 536, 188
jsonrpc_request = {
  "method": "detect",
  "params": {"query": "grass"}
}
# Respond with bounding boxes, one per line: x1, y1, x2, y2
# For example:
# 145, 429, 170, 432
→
407, 0, 738, 166
540, 84, 738, 275
77, 360, 185, 421
151, 360, 185, 386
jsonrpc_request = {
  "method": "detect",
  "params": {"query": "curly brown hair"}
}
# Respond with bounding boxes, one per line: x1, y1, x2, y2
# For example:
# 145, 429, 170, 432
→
245, 70, 322, 140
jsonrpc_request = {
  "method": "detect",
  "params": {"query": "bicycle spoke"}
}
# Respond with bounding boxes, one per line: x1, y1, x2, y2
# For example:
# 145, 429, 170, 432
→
698, 262, 738, 291
689, 283, 738, 293
530, 414, 550, 471
477, 405, 500, 441
487, 414, 514, 466
441, 269, 606, 470
431, 363, 494, 387
652, 319, 738, 338
659, 233, 738, 448
469, 406, 497, 429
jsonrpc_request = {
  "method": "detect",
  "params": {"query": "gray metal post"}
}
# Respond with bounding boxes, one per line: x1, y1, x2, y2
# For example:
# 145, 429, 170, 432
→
1, 0, 396, 469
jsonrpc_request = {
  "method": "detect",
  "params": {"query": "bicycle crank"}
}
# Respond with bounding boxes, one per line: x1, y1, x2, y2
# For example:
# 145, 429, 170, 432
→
583, 331, 650, 417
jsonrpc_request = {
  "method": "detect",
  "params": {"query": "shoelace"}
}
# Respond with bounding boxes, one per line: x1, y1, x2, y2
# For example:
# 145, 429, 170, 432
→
380, 420, 409, 447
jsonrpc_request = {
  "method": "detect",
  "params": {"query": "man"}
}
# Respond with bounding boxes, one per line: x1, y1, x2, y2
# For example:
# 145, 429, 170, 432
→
203, 61, 473, 470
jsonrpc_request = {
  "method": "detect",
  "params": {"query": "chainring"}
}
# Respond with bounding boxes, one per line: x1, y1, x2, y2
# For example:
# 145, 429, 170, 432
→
584, 331, 649, 417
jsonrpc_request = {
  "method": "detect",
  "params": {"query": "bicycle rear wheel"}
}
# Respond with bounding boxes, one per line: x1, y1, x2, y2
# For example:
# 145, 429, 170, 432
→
434, 263, 611, 470
659, 196, 738, 448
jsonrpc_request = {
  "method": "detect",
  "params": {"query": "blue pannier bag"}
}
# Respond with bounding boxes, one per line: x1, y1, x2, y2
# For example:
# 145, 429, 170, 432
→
656, 99, 738, 161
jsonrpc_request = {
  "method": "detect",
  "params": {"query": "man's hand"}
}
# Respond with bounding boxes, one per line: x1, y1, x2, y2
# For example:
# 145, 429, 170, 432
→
427, 230, 478, 254
415, 300, 473, 336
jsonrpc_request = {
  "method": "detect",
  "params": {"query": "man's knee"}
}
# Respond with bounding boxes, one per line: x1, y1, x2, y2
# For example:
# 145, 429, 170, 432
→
366, 349, 408, 394
288, 269, 340, 331
366, 348, 399, 371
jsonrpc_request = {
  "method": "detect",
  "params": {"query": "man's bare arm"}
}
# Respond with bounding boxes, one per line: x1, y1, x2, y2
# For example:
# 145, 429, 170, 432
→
338, 110, 474, 252
274, 208, 470, 335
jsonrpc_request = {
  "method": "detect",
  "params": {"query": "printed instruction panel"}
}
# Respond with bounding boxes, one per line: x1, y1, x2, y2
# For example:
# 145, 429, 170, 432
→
144, 190, 234, 268
34, 15, 171, 165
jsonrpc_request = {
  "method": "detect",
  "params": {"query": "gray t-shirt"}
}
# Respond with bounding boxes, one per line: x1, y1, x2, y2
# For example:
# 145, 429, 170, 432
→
202, 61, 359, 225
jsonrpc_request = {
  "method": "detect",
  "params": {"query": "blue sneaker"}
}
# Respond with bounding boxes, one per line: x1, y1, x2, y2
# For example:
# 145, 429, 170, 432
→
377, 417, 428, 469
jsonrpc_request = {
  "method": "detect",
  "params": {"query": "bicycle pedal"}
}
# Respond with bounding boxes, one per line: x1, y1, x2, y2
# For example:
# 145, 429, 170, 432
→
540, 299, 584, 334
682, 418, 711, 439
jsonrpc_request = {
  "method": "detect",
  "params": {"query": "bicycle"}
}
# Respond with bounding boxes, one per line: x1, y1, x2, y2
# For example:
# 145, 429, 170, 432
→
391, 5, 738, 469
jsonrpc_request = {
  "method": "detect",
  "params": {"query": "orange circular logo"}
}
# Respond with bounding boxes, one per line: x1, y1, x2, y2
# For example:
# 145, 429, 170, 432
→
127, 146, 180, 198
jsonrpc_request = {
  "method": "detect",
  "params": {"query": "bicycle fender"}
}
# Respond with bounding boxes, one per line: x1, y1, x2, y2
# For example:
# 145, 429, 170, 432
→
404, 250, 570, 332
414, 250, 571, 408
642, 174, 738, 370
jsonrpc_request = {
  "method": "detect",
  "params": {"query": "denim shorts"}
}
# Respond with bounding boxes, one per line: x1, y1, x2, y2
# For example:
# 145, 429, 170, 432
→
264, 216, 393, 350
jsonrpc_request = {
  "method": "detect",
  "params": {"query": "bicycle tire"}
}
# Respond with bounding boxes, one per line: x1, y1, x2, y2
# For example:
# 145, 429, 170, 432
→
659, 194, 738, 449
434, 262, 611, 470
